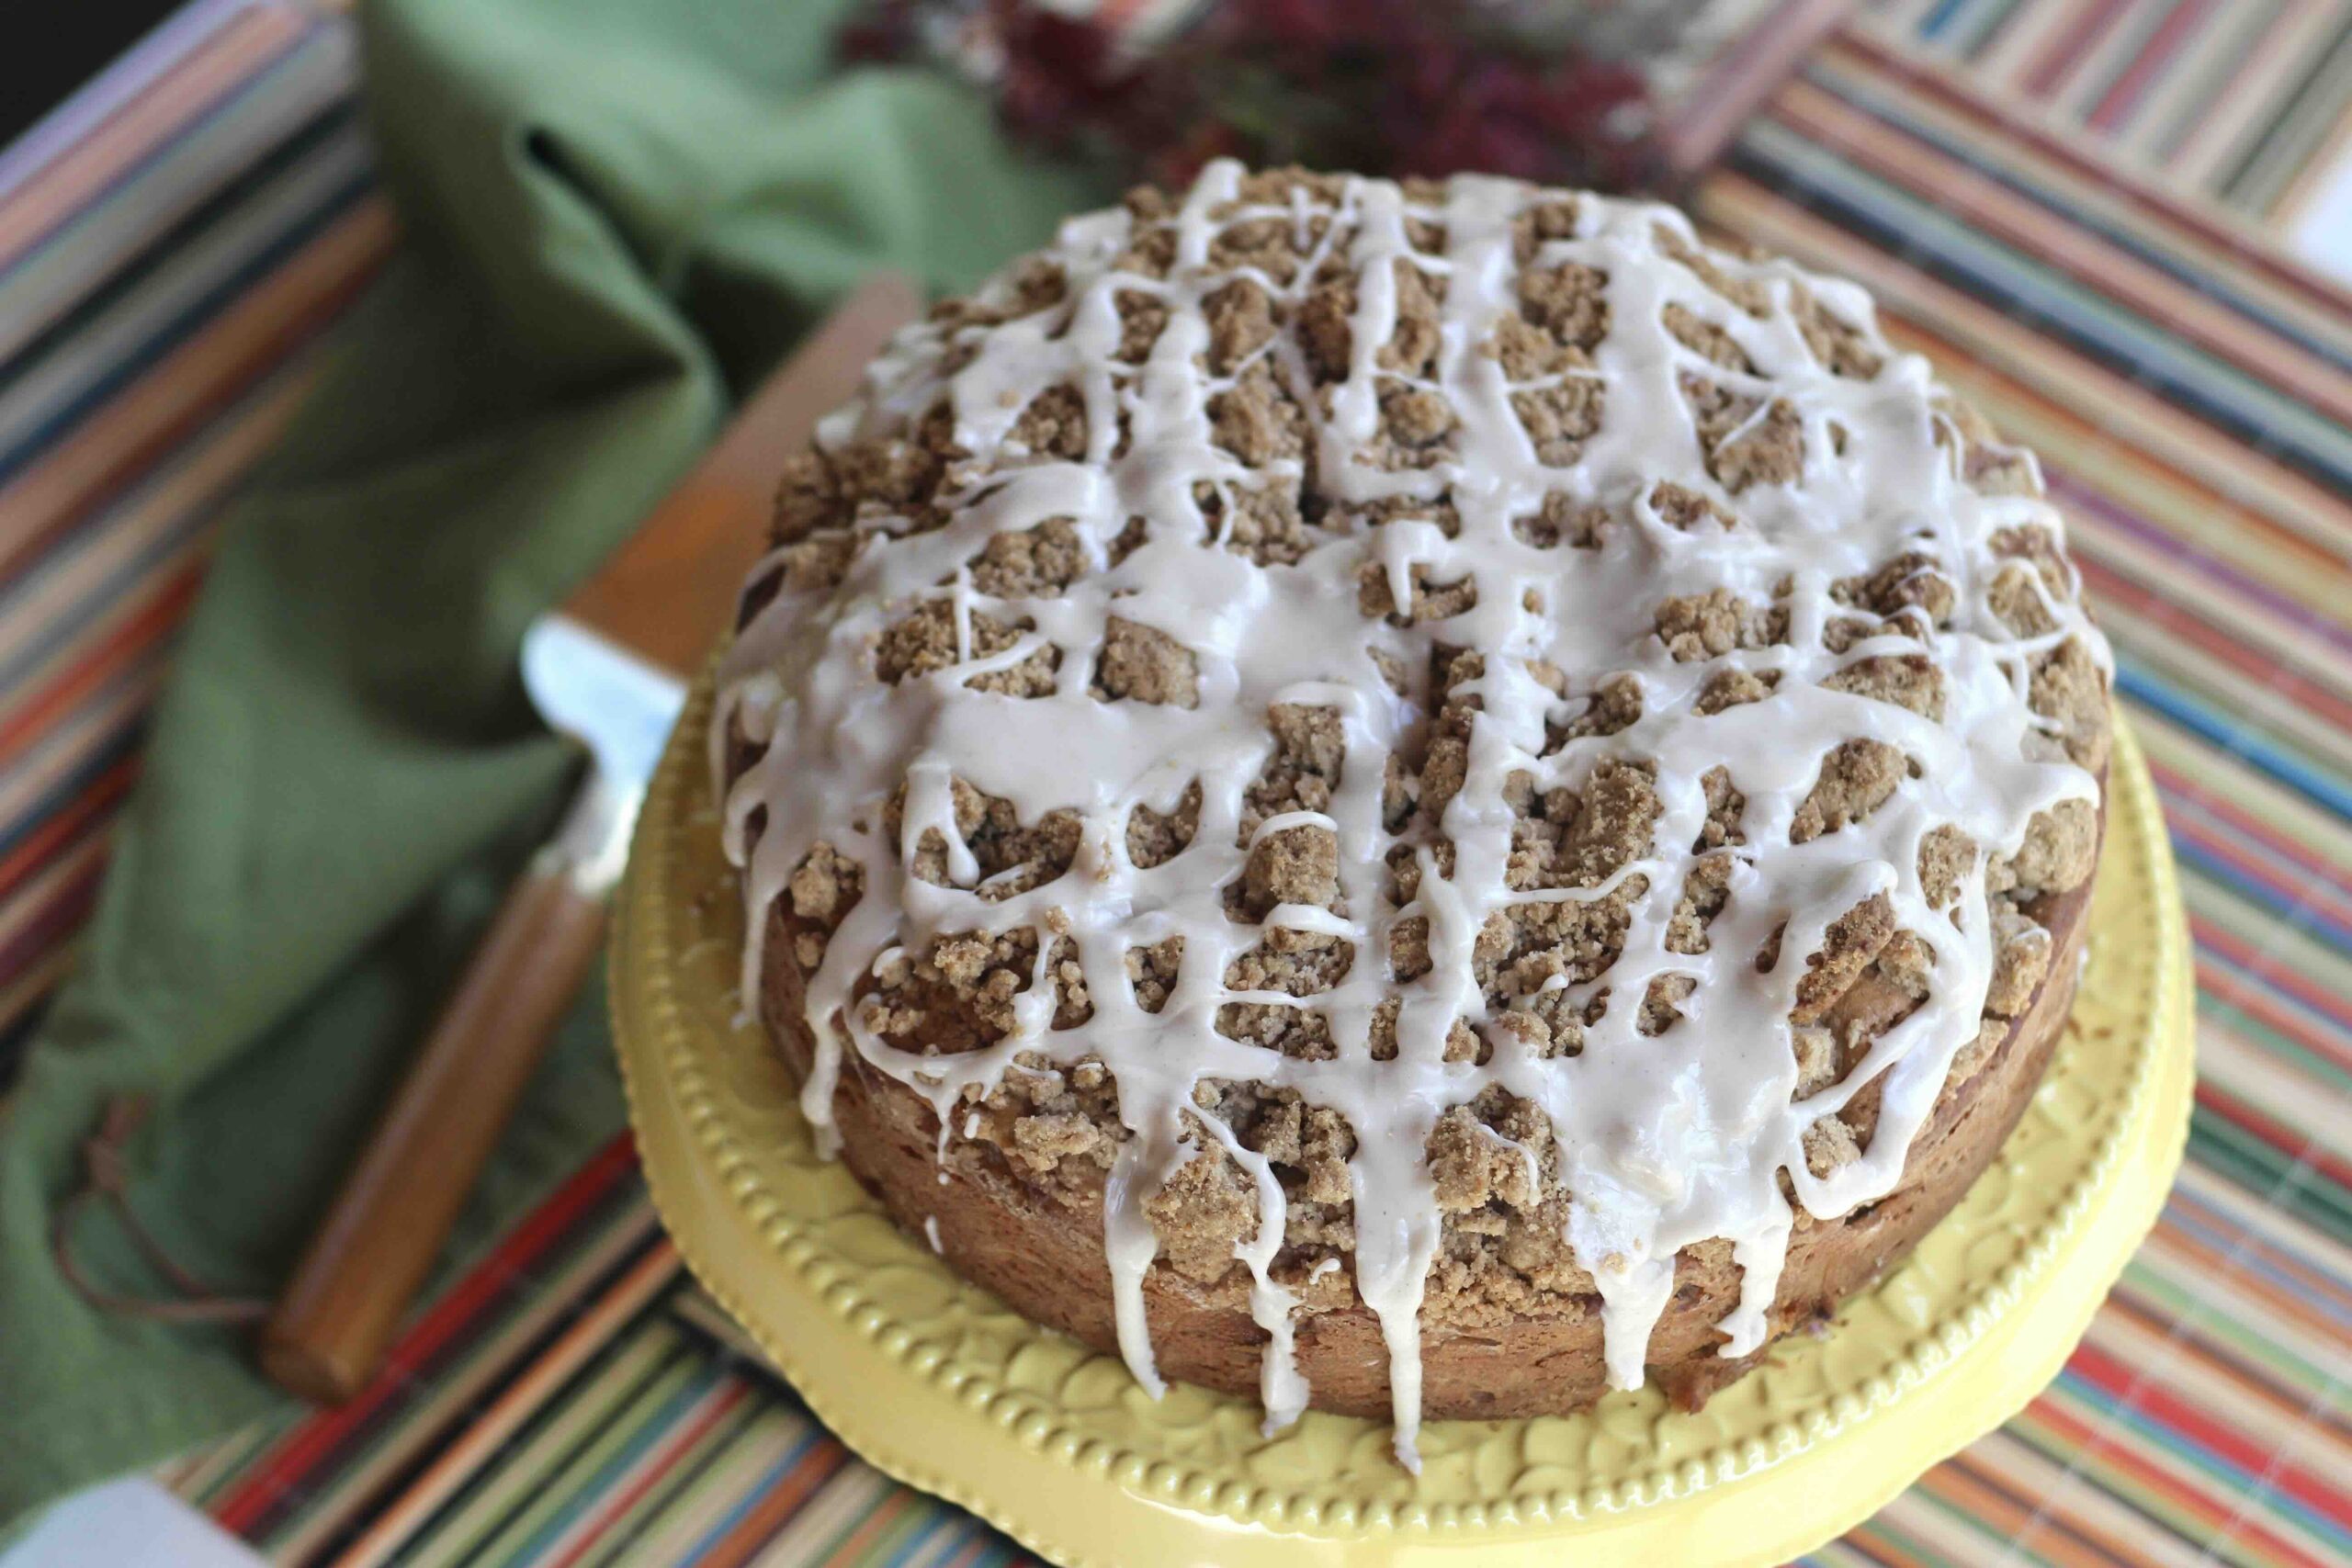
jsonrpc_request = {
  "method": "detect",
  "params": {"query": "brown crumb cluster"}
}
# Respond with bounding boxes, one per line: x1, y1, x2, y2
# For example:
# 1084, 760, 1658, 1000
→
1149, 1080, 1359, 1285
1091, 615, 1201, 707
952, 1054, 1123, 1198
885, 777, 1080, 897
738, 167, 2109, 1316
1656, 587, 1788, 661
857, 925, 1088, 1054
875, 601, 1059, 697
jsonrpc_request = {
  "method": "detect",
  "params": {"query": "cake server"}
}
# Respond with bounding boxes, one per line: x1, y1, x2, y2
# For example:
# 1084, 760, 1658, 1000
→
260, 276, 920, 1404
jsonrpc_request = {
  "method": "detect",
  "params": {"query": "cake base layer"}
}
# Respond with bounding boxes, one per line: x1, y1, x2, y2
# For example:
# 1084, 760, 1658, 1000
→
763, 876, 2090, 1421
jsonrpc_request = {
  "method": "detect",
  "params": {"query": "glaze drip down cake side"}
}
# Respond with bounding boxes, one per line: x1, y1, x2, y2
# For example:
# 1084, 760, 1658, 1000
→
711, 163, 2111, 1467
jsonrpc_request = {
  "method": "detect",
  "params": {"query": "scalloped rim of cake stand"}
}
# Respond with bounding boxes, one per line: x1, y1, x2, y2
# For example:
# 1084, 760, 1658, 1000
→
612, 672, 2192, 1568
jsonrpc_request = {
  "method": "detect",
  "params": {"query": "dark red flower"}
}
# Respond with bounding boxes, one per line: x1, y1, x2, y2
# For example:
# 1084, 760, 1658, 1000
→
840, 0, 1668, 194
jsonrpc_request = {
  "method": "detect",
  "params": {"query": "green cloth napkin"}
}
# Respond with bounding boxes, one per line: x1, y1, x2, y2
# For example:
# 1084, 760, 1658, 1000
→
0, 0, 1098, 1523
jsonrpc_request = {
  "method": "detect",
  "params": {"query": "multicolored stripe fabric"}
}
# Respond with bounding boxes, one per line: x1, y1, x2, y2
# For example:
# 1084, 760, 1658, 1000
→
0, 0, 393, 1066
153, 1144, 1044, 1568
1863, 0, 2352, 228
1700, 26, 2352, 1566
4, 1, 2346, 1563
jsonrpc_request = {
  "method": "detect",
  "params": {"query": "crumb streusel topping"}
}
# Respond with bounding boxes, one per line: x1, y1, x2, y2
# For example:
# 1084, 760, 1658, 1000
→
716, 163, 2109, 1465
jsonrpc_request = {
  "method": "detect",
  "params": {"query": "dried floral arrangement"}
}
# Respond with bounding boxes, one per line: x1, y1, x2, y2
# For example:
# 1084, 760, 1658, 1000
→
840, 0, 1823, 192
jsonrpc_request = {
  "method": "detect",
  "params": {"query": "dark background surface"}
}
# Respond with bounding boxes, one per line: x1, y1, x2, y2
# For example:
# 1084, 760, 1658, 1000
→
2, 0, 190, 149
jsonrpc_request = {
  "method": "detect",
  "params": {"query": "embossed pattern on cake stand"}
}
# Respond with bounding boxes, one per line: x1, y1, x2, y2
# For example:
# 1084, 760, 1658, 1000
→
611, 671, 2193, 1568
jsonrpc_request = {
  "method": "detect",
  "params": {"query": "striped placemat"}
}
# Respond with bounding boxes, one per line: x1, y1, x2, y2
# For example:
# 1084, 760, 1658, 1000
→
0, 0, 391, 1061
6, 2, 2348, 1564
1862, 0, 2352, 230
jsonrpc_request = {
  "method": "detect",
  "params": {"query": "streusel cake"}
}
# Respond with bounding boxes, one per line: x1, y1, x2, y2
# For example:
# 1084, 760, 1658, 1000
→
714, 164, 2110, 1466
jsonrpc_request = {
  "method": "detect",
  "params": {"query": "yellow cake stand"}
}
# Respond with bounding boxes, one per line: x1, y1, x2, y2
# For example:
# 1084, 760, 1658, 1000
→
612, 675, 2193, 1568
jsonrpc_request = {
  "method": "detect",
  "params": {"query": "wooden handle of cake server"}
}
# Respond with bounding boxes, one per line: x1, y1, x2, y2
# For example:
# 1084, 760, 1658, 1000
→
259, 864, 606, 1404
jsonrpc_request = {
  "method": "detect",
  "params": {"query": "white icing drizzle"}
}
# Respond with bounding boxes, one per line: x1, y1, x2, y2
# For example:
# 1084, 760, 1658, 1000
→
716, 163, 2108, 1468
